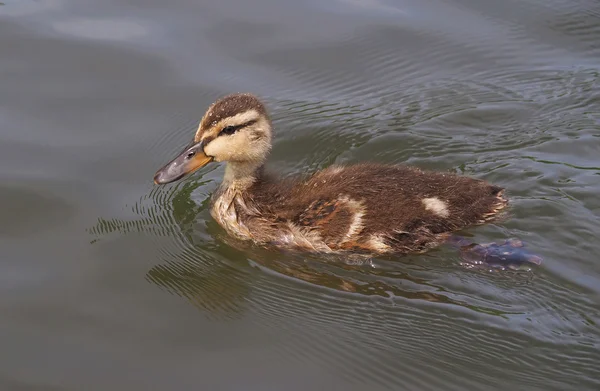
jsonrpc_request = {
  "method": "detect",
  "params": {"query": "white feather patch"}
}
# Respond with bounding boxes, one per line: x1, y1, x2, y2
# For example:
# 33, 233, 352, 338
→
422, 197, 450, 218
368, 235, 391, 252
338, 196, 365, 243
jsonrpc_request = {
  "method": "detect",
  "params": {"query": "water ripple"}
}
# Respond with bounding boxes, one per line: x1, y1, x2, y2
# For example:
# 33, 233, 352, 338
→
78, 1, 600, 387
243, 255, 600, 389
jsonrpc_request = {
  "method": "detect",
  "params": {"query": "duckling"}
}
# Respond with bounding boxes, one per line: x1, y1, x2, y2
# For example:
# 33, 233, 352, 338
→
154, 93, 508, 255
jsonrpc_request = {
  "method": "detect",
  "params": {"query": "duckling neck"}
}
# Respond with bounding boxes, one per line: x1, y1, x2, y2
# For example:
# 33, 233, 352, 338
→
211, 161, 264, 240
221, 161, 264, 191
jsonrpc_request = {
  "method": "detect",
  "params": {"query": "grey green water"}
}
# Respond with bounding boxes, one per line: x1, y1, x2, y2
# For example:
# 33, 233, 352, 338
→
1, 0, 599, 389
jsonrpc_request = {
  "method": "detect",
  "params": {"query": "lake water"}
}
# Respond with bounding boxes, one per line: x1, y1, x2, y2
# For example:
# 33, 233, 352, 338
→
1, 0, 599, 389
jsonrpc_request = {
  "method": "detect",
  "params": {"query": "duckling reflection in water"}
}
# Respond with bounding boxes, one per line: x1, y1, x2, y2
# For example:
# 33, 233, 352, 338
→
154, 93, 541, 269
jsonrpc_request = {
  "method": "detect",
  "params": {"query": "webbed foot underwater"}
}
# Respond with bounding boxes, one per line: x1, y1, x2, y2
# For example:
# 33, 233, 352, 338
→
449, 236, 543, 271
153, 93, 540, 267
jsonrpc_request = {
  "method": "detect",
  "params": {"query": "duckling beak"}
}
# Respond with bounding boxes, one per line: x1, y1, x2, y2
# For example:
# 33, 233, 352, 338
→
153, 140, 213, 184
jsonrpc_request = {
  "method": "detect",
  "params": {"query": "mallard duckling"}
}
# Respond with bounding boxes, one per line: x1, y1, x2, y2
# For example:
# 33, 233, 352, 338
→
154, 93, 507, 255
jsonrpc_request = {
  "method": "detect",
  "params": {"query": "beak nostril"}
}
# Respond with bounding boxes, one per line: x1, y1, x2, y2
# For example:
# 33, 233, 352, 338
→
186, 150, 196, 159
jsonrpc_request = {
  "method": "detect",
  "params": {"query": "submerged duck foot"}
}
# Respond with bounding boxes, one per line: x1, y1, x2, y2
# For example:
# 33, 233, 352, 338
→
447, 235, 543, 271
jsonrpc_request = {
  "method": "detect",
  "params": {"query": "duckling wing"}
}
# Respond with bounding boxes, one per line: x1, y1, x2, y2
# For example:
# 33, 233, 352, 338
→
296, 197, 365, 247
280, 163, 507, 254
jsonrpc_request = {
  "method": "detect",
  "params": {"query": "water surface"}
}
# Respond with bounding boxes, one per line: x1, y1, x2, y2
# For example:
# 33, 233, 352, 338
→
1, 0, 599, 389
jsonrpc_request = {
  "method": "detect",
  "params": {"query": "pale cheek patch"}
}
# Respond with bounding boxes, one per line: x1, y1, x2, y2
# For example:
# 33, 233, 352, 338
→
203, 136, 231, 161
422, 197, 450, 218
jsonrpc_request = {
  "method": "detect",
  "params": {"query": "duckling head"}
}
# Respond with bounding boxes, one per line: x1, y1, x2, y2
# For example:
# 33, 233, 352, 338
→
154, 93, 272, 185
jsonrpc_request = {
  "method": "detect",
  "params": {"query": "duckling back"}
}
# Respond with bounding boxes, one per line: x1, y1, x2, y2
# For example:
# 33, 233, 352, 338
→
246, 163, 508, 254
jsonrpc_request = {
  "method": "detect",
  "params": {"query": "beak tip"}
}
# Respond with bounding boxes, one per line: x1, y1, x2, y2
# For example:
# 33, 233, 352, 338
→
153, 169, 186, 185
153, 171, 165, 185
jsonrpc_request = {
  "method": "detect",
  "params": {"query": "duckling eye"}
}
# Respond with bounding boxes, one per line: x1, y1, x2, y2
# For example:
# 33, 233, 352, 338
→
220, 125, 238, 135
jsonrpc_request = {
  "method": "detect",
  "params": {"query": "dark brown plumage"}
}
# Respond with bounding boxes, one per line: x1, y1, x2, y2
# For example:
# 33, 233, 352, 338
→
241, 164, 507, 254
154, 93, 509, 255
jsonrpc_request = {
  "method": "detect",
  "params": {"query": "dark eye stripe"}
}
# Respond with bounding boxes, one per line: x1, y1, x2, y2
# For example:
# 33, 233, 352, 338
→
220, 125, 239, 135
219, 119, 258, 136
